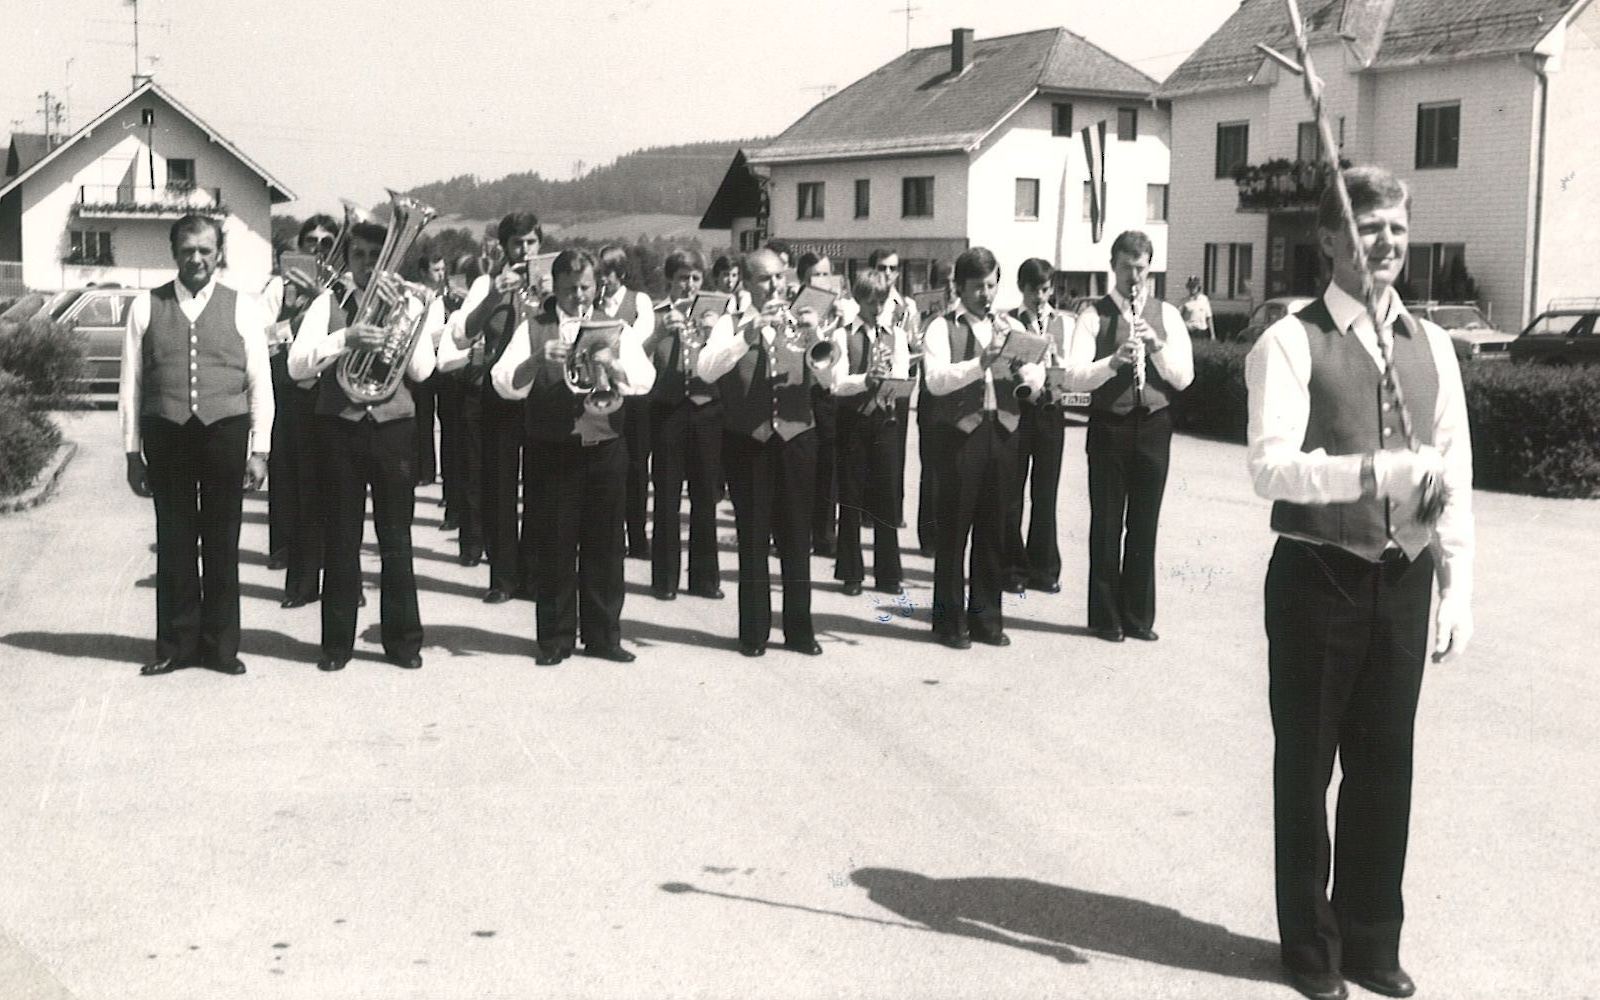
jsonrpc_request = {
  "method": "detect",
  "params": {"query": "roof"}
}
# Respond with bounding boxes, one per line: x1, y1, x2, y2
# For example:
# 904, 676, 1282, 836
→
749, 27, 1157, 165
0, 80, 295, 203
698, 149, 763, 230
5, 133, 52, 179
1158, 0, 1584, 98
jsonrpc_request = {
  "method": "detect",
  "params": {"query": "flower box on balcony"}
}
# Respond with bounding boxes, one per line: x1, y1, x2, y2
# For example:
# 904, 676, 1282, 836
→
1232, 158, 1352, 213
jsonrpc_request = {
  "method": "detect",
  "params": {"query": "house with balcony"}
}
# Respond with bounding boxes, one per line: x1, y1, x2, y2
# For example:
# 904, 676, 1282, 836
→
1, 78, 294, 294
1158, 0, 1600, 327
745, 27, 1170, 305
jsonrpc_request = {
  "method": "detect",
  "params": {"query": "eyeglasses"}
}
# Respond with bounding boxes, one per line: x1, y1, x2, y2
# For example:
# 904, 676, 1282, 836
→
304, 235, 335, 251
875, 263, 899, 272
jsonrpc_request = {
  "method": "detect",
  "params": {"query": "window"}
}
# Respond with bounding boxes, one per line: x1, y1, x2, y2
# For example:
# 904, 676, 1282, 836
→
1203, 242, 1254, 299
737, 229, 761, 252
1403, 242, 1468, 301
902, 176, 934, 218
1117, 107, 1138, 141
1146, 184, 1168, 223
1082, 181, 1094, 221
854, 179, 870, 219
1524, 313, 1594, 338
1052, 102, 1074, 137
901, 258, 932, 293
797, 182, 825, 220
166, 158, 196, 189
1416, 102, 1460, 169
68, 230, 113, 266
1015, 178, 1040, 220
1296, 122, 1321, 163
75, 292, 129, 326
1216, 122, 1249, 178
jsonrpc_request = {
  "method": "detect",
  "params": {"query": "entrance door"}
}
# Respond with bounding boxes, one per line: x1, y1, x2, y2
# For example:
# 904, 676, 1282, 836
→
1290, 243, 1323, 296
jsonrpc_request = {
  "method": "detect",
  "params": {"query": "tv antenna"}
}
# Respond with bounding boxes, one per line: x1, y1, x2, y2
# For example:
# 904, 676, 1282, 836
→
889, 1, 920, 52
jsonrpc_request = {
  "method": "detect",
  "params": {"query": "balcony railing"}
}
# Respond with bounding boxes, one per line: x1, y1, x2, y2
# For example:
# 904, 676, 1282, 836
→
1232, 158, 1350, 213
76, 184, 226, 218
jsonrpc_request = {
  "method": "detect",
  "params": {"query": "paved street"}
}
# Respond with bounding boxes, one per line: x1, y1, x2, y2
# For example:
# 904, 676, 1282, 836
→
1, 408, 1596, 1000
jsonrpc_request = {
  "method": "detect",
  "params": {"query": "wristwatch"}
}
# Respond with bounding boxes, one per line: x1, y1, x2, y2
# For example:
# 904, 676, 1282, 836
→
1360, 453, 1377, 498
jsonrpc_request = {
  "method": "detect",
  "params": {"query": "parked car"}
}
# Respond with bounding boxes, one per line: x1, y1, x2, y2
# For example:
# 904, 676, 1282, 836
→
1231, 296, 1315, 343
1509, 306, 1600, 366
4, 286, 142, 404
1413, 302, 1514, 362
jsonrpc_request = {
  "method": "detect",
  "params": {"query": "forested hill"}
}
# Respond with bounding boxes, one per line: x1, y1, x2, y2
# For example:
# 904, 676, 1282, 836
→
404, 139, 758, 221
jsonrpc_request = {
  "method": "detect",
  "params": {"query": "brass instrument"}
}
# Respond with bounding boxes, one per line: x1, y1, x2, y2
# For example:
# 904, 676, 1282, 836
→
1012, 308, 1057, 404
335, 190, 439, 405
563, 318, 626, 416
669, 301, 713, 378
793, 304, 844, 376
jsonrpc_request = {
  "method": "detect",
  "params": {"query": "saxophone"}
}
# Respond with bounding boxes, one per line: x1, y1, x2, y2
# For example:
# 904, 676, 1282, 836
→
334, 190, 438, 405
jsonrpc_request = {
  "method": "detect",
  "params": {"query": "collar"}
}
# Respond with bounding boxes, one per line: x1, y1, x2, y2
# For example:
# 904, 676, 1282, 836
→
175, 277, 218, 304
953, 301, 991, 325
1019, 301, 1053, 324
1323, 282, 1407, 336
556, 305, 592, 324
1109, 287, 1144, 313
603, 285, 628, 310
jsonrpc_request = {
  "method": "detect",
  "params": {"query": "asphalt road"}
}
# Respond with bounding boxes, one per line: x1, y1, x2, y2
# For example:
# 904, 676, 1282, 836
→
0, 409, 1595, 1000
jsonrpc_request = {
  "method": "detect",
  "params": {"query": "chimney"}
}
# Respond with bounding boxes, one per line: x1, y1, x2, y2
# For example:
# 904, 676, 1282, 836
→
951, 28, 975, 75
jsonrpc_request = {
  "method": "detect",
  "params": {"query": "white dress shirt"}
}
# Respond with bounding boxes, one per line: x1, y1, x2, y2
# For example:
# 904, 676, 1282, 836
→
830, 318, 910, 396
1063, 289, 1195, 394
1244, 281, 1474, 599
119, 278, 274, 456
693, 310, 761, 385
490, 305, 657, 440
921, 301, 1046, 403
285, 287, 440, 386
601, 285, 656, 343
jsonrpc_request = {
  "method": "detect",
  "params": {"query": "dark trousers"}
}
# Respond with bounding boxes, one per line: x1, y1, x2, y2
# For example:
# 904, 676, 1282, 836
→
315, 415, 423, 660
436, 374, 466, 517
482, 392, 536, 594
810, 386, 837, 550
526, 435, 627, 653
453, 383, 485, 561
276, 384, 324, 602
916, 403, 940, 553
929, 416, 1017, 640
623, 396, 651, 555
724, 429, 817, 647
1266, 539, 1434, 976
411, 374, 438, 483
141, 414, 249, 665
266, 351, 293, 559
834, 407, 903, 587
892, 396, 911, 526
1005, 403, 1066, 587
649, 398, 723, 593
1085, 407, 1172, 633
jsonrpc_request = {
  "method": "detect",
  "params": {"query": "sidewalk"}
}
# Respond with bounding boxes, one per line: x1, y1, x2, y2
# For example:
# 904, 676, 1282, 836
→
0, 409, 1595, 999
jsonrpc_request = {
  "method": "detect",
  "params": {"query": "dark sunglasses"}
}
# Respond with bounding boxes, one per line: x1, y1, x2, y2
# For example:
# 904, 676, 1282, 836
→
305, 235, 335, 251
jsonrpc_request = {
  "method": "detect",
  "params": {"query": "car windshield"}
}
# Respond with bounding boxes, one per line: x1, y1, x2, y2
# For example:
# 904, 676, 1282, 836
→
1523, 313, 1591, 337
1431, 306, 1488, 329
45, 291, 84, 320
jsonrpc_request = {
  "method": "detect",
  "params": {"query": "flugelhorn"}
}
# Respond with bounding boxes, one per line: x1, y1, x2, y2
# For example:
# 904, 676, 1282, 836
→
335, 190, 438, 405
563, 317, 626, 415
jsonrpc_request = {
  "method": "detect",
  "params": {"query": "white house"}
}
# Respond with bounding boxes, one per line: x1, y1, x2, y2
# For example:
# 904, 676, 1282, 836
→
1158, 0, 1600, 327
743, 27, 1172, 305
1, 78, 294, 295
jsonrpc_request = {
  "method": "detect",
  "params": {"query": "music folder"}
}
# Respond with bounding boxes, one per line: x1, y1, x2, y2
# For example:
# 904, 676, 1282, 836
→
789, 284, 837, 320
912, 289, 949, 319
876, 377, 915, 401
687, 291, 732, 325
997, 326, 1051, 366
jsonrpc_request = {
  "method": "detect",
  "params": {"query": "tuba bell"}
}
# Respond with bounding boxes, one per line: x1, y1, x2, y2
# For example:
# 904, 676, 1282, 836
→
334, 190, 438, 405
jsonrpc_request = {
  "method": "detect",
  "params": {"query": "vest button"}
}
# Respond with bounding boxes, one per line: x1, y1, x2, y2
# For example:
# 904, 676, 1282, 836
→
1381, 426, 1392, 437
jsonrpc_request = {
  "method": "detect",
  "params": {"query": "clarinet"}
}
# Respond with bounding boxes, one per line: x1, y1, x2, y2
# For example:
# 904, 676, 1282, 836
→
1128, 287, 1148, 408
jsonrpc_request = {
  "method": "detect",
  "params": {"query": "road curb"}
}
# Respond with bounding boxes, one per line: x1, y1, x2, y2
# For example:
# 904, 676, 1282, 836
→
0, 439, 77, 514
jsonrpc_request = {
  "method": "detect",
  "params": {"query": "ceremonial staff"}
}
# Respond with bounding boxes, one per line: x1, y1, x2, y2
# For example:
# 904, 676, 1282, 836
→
1258, 0, 1447, 523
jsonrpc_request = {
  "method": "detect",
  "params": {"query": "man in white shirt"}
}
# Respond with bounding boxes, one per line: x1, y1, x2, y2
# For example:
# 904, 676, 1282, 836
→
1245, 165, 1473, 1000
595, 245, 656, 561
119, 214, 273, 676
287, 221, 440, 673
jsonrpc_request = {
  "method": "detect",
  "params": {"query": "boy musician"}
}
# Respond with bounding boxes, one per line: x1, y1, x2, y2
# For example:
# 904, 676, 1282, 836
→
1004, 257, 1070, 594
644, 248, 725, 601
287, 222, 443, 672
492, 250, 656, 666
595, 245, 656, 560
453, 212, 544, 602
696, 249, 828, 658
921, 248, 1044, 649
827, 269, 909, 596
869, 248, 918, 530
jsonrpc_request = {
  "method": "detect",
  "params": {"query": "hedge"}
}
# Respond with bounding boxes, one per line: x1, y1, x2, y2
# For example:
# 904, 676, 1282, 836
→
0, 318, 85, 499
1172, 340, 1600, 498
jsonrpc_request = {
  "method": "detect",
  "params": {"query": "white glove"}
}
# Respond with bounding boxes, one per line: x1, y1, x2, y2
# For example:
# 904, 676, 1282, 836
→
1433, 591, 1473, 663
1373, 445, 1445, 501
1017, 362, 1046, 394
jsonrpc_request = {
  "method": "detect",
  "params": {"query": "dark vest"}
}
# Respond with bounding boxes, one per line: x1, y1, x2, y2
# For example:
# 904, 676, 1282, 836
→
522, 305, 625, 443
314, 292, 416, 422
597, 288, 639, 326
1269, 297, 1440, 560
717, 313, 816, 442
1089, 295, 1175, 415
925, 309, 1021, 434
647, 302, 719, 406
140, 282, 250, 427
462, 286, 521, 390
838, 322, 891, 416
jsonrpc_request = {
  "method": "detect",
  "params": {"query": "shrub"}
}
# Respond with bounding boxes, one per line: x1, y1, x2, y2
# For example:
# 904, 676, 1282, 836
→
0, 318, 87, 410
1462, 362, 1600, 498
0, 390, 61, 496
1214, 312, 1251, 341
1173, 339, 1251, 442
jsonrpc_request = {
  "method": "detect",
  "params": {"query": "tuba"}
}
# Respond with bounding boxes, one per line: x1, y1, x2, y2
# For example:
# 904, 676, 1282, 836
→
334, 190, 438, 405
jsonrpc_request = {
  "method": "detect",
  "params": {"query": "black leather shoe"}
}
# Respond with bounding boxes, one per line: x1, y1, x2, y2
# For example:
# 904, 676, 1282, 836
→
1003, 581, 1027, 595
687, 585, 725, 600
840, 581, 863, 596
738, 642, 766, 657
972, 632, 1011, 647
813, 540, 836, 558
627, 545, 649, 560
1029, 579, 1062, 594
209, 658, 247, 675
1126, 627, 1159, 642
935, 632, 972, 650
583, 646, 636, 663
266, 551, 289, 571
1344, 967, 1414, 998
459, 553, 482, 568
389, 653, 423, 670
439, 514, 459, 532
651, 587, 678, 601
139, 656, 188, 676
874, 581, 903, 594
1095, 627, 1126, 643
317, 657, 348, 672
483, 588, 513, 605
1284, 968, 1348, 1000
784, 639, 823, 656
534, 646, 571, 666
280, 594, 318, 609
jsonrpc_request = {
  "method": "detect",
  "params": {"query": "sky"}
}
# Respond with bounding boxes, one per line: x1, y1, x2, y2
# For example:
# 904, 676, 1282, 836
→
1, 0, 1245, 214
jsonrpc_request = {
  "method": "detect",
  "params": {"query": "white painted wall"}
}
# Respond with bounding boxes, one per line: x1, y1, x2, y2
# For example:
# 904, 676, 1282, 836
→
17, 89, 276, 291
765, 154, 969, 243
1536, 3, 1600, 318
1166, 87, 1269, 314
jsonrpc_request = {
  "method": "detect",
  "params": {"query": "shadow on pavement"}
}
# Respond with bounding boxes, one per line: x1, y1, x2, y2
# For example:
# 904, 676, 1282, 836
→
0, 629, 324, 666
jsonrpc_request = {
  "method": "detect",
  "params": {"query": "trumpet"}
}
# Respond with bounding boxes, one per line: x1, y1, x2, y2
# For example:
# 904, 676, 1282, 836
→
672, 303, 713, 378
